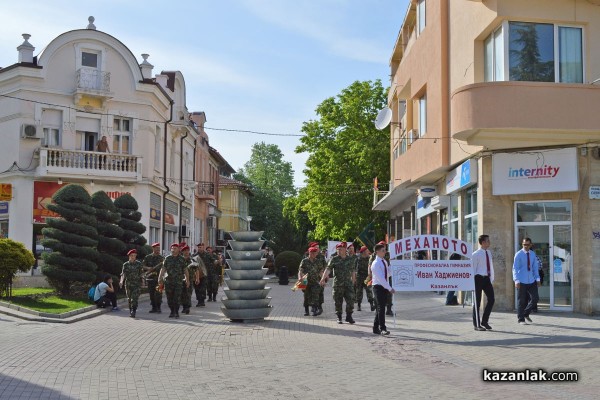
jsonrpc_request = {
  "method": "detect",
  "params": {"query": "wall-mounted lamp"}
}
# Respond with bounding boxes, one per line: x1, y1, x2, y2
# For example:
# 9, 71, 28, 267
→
57, 178, 63, 185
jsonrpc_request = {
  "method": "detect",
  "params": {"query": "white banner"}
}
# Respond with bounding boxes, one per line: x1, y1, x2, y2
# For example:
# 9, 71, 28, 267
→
389, 235, 472, 259
390, 260, 475, 291
492, 148, 578, 195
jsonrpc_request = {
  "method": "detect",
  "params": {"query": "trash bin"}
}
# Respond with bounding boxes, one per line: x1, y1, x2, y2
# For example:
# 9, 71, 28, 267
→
278, 266, 289, 285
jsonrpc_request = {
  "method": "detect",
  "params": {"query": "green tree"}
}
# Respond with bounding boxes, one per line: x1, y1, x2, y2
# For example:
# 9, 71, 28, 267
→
0, 239, 35, 297
41, 184, 98, 295
235, 142, 296, 252
91, 191, 126, 277
114, 194, 150, 261
294, 80, 390, 241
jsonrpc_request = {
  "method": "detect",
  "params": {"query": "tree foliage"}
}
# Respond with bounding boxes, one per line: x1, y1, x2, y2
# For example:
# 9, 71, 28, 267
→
235, 142, 296, 252
294, 80, 390, 241
91, 191, 126, 277
0, 239, 35, 297
114, 194, 150, 262
41, 184, 98, 295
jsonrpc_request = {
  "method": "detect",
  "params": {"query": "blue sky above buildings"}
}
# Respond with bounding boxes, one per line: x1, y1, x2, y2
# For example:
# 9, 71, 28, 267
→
0, 0, 409, 187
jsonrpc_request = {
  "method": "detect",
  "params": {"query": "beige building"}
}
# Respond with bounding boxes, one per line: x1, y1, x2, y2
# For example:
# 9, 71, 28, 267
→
375, 0, 600, 313
218, 176, 252, 233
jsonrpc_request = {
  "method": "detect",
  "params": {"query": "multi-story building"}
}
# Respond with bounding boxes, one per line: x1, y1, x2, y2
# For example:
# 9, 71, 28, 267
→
375, 0, 600, 313
0, 18, 198, 270
218, 175, 253, 233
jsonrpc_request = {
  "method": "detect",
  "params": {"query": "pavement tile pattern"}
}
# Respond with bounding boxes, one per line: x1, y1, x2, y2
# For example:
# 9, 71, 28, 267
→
1, 281, 598, 399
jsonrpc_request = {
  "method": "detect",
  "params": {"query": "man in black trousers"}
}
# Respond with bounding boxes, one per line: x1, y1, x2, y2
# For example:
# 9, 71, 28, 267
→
371, 243, 395, 335
472, 234, 495, 331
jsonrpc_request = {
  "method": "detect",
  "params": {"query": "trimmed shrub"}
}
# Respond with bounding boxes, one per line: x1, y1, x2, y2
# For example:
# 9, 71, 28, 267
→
274, 250, 303, 278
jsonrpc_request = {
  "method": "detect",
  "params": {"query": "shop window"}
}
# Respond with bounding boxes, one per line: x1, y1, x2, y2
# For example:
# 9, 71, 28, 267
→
464, 187, 478, 247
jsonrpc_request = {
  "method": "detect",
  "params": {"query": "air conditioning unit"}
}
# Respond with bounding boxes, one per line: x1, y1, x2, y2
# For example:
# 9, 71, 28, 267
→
408, 129, 419, 144
21, 124, 42, 139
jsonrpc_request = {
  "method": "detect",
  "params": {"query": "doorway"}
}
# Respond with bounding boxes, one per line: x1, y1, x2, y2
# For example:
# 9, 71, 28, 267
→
515, 201, 572, 311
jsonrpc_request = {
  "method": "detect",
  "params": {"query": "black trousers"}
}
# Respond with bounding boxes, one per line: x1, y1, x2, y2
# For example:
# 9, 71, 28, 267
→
95, 292, 117, 308
517, 283, 538, 321
473, 275, 494, 327
373, 285, 390, 331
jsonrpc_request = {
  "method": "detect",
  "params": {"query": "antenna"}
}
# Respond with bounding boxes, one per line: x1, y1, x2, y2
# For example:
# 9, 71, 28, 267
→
374, 108, 392, 130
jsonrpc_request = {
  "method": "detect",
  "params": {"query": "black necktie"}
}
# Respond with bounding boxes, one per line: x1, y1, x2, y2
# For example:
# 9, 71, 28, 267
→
526, 252, 531, 271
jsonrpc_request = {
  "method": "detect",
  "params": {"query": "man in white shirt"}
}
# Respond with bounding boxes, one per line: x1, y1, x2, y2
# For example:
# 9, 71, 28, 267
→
471, 234, 495, 331
371, 243, 395, 335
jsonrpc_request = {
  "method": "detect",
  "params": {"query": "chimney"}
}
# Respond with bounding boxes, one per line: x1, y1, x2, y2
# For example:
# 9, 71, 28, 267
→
87, 16, 96, 30
17, 34, 35, 63
155, 74, 168, 89
140, 54, 153, 80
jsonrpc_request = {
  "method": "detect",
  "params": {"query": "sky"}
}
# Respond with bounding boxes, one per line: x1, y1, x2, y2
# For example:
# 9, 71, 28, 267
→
0, 0, 410, 187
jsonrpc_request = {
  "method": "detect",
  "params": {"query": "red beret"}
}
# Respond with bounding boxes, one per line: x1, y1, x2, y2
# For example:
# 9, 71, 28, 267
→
359, 246, 368, 253
308, 247, 319, 253
308, 241, 319, 247
170, 243, 180, 248
127, 249, 137, 255
347, 243, 353, 248
377, 240, 387, 245
335, 242, 346, 249
179, 242, 187, 247
181, 245, 190, 251
151, 242, 160, 247
196, 243, 204, 246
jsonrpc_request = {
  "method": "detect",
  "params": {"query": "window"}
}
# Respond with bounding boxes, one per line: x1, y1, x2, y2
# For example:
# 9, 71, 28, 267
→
149, 227, 160, 246
464, 187, 478, 248
418, 95, 427, 136
485, 22, 583, 83
82, 52, 98, 68
154, 126, 161, 170
417, 0, 426, 35
112, 118, 131, 154
43, 128, 60, 147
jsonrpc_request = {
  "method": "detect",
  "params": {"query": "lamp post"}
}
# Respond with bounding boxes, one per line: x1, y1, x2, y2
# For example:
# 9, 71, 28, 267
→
247, 216, 252, 231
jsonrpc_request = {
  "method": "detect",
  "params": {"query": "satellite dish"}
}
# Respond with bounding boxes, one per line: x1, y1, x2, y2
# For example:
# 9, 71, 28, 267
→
374, 108, 392, 130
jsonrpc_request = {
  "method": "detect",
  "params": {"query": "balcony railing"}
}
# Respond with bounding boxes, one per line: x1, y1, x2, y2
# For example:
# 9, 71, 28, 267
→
196, 181, 215, 198
37, 148, 141, 181
76, 67, 110, 92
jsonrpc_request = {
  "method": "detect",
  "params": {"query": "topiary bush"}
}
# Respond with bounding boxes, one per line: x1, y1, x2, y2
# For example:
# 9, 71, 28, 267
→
114, 193, 150, 262
274, 250, 303, 278
91, 191, 126, 277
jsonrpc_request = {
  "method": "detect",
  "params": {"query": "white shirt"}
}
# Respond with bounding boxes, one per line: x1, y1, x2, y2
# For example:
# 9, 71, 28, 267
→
371, 256, 392, 291
472, 248, 494, 283
94, 282, 109, 301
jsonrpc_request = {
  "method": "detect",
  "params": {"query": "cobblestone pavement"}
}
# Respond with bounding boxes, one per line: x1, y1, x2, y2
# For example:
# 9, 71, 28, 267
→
0, 281, 598, 400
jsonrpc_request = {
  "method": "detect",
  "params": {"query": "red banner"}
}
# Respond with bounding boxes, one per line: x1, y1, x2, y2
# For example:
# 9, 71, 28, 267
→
33, 181, 64, 223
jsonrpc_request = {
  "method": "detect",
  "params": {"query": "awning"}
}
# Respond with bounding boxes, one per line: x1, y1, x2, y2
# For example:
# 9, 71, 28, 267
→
372, 180, 416, 211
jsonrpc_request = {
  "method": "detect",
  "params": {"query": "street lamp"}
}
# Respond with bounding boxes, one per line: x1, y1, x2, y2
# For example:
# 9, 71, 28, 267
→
247, 216, 252, 231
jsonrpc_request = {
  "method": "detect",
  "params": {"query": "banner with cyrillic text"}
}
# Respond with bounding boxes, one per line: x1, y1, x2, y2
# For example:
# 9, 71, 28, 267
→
388, 235, 472, 259
390, 260, 475, 291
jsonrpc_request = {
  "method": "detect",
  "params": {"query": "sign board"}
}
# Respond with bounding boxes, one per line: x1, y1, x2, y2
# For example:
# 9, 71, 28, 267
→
0, 184, 12, 201
0, 201, 8, 215
33, 181, 63, 223
492, 148, 578, 195
387, 235, 474, 291
590, 186, 600, 200
446, 159, 477, 194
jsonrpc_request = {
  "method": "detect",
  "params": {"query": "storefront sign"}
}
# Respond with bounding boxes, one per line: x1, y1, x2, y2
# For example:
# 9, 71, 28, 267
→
388, 235, 474, 291
33, 181, 64, 223
0, 202, 8, 215
492, 148, 578, 195
589, 186, 600, 199
150, 207, 161, 221
0, 184, 12, 201
446, 159, 477, 194
416, 195, 435, 219
165, 212, 175, 225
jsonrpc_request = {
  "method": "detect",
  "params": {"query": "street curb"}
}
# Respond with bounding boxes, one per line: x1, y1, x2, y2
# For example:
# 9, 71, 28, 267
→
0, 295, 148, 323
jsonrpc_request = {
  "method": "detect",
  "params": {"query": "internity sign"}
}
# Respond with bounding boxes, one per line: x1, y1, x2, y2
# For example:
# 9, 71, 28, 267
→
388, 235, 475, 292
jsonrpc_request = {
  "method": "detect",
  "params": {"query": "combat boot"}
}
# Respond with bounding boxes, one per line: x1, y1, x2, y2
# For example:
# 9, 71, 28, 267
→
149, 307, 157, 313
212, 293, 217, 302
130, 307, 136, 318
157, 305, 162, 314
386, 305, 393, 316
174, 304, 180, 319
345, 313, 355, 324
370, 300, 376, 311
316, 305, 323, 316
311, 306, 318, 316
357, 303, 362, 311
336, 312, 343, 324
168, 307, 175, 318
304, 306, 310, 316
207, 296, 212, 302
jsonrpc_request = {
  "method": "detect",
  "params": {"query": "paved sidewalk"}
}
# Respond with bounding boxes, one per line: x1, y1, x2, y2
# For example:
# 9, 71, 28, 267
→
0, 281, 598, 399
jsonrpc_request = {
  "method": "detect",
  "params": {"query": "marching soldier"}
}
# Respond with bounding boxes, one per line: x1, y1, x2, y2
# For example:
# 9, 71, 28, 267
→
299, 246, 323, 316
194, 243, 210, 306
320, 242, 357, 324
143, 242, 164, 313
205, 246, 221, 302
180, 245, 198, 314
120, 249, 144, 318
309, 241, 327, 315
158, 243, 189, 318
356, 246, 375, 311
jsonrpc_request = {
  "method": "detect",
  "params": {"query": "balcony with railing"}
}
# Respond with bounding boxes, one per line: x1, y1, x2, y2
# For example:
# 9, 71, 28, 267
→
37, 148, 142, 181
196, 181, 215, 199
73, 67, 113, 106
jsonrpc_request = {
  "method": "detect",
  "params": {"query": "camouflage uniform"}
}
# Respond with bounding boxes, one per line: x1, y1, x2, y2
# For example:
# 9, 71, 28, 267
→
196, 251, 212, 303
355, 255, 374, 307
299, 257, 322, 308
191, 254, 207, 306
143, 253, 164, 312
328, 254, 356, 314
206, 253, 220, 301
163, 254, 187, 314
121, 260, 144, 312
316, 253, 327, 306
181, 255, 197, 312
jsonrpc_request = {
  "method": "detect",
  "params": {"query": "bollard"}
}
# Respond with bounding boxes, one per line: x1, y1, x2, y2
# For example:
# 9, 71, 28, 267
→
278, 265, 289, 285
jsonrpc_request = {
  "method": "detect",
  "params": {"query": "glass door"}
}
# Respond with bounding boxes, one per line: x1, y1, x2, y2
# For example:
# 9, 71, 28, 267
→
552, 225, 572, 307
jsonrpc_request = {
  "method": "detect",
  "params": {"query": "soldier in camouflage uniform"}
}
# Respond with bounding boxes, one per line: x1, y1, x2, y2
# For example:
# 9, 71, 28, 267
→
355, 246, 375, 311
309, 242, 327, 315
194, 243, 210, 306
120, 249, 144, 318
158, 243, 190, 318
299, 246, 324, 316
143, 243, 164, 313
320, 242, 357, 324
205, 246, 221, 302
180, 245, 199, 314
368, 241, 393, 316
